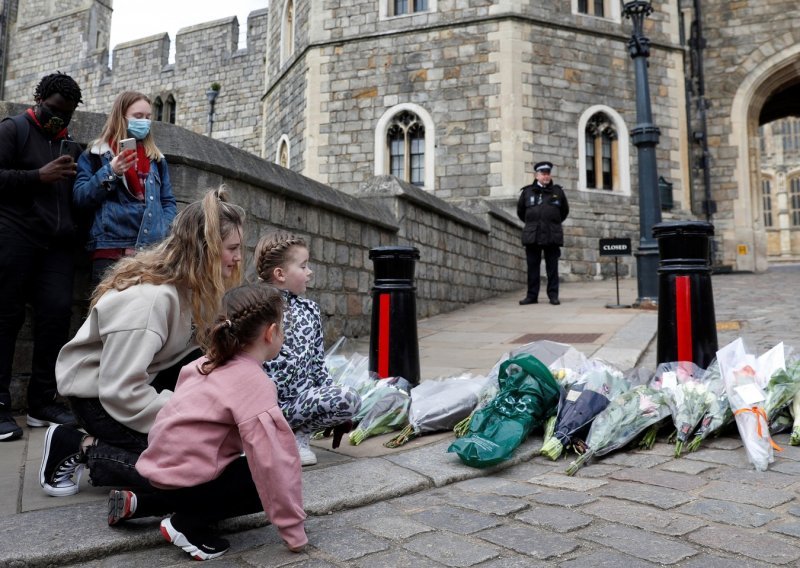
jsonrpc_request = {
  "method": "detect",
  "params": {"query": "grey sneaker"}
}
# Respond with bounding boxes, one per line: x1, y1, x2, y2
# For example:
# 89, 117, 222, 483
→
295, 431, 317, 466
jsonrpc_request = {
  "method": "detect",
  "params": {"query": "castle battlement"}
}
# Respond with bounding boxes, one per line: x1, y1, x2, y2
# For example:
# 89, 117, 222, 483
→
2, 1, 269, 155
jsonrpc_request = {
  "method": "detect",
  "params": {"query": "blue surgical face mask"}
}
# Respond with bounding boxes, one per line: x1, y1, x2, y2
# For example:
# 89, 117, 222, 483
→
127, 118, 151, 141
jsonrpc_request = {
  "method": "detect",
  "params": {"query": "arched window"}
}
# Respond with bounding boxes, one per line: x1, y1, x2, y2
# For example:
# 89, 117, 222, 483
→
585, 112, 617, 190
276, 135, 291, 169
578, 106, 630, 195
165, 95, 176, 124
792, 177, 800, 227
281, 0, 295, 64
153, 96, 163, 122
387, 111, 425, 186
761, 177, 773, 228
375, 104, 435, 190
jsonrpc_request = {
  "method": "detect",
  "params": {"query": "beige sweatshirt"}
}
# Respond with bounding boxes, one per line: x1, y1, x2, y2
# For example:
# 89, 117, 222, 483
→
56, 283, 197, 433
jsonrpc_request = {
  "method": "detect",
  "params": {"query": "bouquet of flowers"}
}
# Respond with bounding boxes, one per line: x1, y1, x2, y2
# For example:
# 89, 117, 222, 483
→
539, 364, 629, 460
349, 385, 410, 445
448, 354, 560, 468
384, 374, 490, 448
638, 362, 704, 450
565, 385, 669, 475
454, 341, 581, 438
765, 356, 800, 423
684, 359, 732, 452
718, 338, 782, 471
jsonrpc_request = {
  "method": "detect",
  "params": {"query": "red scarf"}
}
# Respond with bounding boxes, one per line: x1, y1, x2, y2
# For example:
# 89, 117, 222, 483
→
26, 108, 68, 140
111, 140, 150, 200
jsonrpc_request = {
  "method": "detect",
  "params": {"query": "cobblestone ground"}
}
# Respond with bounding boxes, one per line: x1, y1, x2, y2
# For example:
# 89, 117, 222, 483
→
69, 266, 800, 568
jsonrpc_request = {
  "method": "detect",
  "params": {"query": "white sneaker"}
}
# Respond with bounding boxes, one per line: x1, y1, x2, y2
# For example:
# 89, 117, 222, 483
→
295, 432, 317, 466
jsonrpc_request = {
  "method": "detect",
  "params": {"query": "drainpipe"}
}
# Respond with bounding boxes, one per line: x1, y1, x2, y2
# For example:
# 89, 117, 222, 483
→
690, 0, 713, 222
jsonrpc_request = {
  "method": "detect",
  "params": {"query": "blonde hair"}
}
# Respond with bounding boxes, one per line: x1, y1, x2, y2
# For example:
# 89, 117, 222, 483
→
254, 230, 308, 283
93, 91, 162, 161
91, 187, 245, 347
201, 283, 284, 375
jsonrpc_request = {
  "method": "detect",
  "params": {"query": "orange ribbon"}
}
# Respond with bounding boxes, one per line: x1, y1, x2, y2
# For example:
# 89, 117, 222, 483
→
734, 406, 783, 451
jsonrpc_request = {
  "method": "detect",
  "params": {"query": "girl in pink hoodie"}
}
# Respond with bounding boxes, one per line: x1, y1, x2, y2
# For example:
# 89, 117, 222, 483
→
111, 283, 307, 561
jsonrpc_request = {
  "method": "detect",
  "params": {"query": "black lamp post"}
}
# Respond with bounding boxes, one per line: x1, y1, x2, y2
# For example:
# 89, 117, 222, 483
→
621, 0, 661, 308
206, 84, 220, 136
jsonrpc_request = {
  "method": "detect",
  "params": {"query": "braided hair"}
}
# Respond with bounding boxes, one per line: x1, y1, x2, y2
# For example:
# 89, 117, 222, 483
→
201, 283, 284, 375
34, 72, 83, 105
254, 230, 308, 283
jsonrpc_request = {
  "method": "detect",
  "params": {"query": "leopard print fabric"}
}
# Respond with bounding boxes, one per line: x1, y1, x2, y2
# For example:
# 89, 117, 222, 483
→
263, 291, 360, 432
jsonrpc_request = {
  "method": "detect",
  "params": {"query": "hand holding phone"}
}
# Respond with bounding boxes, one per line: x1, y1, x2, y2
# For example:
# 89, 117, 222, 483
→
112, 138, 137, 175
118, 138, 137, 154
59, 139, 83, 161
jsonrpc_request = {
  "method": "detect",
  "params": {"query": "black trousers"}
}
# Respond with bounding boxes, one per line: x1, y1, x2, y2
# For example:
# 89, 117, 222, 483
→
137, 456, 263, 526
524, 244, 560, 300
0, 229, 74, 410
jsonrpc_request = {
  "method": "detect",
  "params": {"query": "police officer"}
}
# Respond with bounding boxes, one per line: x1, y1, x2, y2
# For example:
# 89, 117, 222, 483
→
516, 161, 569, 306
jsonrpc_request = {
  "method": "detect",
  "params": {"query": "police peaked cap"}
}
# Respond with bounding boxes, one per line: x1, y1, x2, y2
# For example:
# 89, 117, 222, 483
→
534, 161, 554, 172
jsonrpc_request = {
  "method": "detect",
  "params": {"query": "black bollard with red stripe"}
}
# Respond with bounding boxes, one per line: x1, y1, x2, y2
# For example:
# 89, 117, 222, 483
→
654, 221, 718, 368
368, 246, 421, 386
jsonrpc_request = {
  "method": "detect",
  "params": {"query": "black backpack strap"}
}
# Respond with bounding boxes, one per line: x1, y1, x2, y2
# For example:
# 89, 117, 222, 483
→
1, 114, 31, 161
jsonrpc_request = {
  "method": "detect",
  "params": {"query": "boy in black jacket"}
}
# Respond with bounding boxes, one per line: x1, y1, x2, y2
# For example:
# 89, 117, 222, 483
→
0, 72, 83, 441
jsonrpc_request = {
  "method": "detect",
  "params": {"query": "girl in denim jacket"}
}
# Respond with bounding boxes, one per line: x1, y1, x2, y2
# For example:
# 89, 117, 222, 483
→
74, 91, 177, 288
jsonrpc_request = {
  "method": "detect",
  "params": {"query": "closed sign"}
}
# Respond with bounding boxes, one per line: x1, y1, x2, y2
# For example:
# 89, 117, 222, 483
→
599, 238, 632, 256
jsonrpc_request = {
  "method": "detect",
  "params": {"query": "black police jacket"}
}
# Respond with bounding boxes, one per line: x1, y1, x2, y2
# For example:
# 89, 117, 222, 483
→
516, 181, 569, 246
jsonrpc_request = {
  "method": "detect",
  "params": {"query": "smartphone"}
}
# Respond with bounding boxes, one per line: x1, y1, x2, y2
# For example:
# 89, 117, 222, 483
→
59, 139, 83, 161
119, 137, 137, 154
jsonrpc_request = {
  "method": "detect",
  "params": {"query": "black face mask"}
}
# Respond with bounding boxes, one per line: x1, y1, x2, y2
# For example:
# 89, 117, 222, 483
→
36, 103, 73, 136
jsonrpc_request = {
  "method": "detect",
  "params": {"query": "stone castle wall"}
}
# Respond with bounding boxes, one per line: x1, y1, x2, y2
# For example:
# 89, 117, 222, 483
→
2, 1, 268, 155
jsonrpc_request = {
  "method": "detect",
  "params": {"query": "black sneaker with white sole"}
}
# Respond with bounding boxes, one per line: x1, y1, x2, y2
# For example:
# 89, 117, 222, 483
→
160, 516, 230, 561
27, 402, 78, 428
0, 412, 23, 442
39, 425, 85, 497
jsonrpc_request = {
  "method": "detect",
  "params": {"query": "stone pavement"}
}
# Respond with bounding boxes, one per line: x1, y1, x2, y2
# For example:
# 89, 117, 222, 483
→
2, 266, 800, 567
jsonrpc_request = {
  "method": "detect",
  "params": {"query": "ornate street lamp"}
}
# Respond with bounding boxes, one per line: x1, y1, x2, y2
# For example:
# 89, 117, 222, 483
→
621, 0, 661, 308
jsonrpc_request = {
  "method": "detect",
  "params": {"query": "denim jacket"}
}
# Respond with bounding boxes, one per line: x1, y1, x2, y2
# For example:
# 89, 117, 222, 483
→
73, 143, 177, 251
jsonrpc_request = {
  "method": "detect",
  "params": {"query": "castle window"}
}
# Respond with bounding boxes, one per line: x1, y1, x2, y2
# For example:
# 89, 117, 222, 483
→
375, 103, 435, 190
578, 105, 630, 195
792, 177, 800, 227
578, 0, 605, 17
584, 112, 617, 190
276, 135, 291, 169
762, 177, 773, 228
153, 97, 163, 122
383, 0, 435, 18
387, 111, 425, 186
572, 0, 619, 20
281, 0, 295, 64
165, 95, 176, 124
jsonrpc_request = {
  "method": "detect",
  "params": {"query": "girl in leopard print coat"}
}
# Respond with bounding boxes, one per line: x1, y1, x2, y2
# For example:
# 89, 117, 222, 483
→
256, 231, 360, 465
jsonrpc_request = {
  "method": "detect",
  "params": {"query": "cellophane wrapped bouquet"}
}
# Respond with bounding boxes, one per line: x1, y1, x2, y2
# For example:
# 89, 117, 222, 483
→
718, 338, 783, 471
565, 384, 670, 475
539, 361, 629, 460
